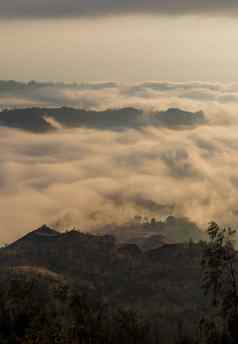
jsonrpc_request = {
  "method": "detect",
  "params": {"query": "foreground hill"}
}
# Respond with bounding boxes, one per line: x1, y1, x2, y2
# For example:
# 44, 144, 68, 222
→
0, 224, 206, 341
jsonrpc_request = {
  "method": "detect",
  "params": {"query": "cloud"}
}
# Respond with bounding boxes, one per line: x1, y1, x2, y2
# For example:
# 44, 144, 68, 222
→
103, 192, 175, 214
1, 80, 238, 243
1, 122, 238, 243
1, 81, 238, 119
5, 80, 237, 133
1, 0, 238, 19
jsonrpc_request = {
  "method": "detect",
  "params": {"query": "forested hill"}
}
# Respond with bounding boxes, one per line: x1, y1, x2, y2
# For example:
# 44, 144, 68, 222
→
0, 223, 206, 342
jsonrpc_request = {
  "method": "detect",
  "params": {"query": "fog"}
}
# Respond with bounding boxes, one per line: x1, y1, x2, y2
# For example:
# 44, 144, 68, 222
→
0, 81, 238, 243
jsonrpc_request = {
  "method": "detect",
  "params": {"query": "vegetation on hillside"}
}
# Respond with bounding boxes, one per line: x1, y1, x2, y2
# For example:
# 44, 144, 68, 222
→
0, 222, 237, 343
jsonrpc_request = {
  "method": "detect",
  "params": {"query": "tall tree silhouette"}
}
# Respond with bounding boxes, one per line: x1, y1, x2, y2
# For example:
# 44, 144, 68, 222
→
200, 222, 238, 343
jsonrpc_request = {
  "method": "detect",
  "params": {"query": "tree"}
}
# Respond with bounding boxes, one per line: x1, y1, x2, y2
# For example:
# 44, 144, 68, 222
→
200, 222, 238, 343
113, 308, 149, 344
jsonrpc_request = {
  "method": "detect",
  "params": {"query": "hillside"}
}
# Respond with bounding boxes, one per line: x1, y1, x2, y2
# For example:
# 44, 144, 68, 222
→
0, 224, 206, 341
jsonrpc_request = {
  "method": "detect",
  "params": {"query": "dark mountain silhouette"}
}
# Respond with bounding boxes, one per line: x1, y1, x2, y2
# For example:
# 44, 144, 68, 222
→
0, 106, 206, 132
8, 224, 60, 247
153, 108, 206, 129
0, 107, 143, 132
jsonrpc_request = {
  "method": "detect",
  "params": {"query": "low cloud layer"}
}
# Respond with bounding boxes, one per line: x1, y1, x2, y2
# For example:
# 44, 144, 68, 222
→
2, 80, 238, 114
1, 0, 238, 19
1, 80, 238, 243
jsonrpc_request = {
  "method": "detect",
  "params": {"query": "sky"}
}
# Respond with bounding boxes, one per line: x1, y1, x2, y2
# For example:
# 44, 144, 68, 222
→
1, 1, 238, 82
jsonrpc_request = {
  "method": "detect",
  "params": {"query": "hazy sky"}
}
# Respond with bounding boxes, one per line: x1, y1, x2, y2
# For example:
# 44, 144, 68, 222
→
1, 9, 238, 82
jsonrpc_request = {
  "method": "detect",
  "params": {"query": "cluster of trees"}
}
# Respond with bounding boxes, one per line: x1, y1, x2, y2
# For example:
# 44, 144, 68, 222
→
0, 271, 154, 344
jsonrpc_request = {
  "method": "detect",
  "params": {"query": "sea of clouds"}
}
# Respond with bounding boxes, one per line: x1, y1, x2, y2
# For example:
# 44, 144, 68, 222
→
1, 80, 238, 242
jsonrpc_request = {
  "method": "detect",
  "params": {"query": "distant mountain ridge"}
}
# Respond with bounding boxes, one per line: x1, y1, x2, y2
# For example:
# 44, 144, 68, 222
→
0, 106, 206, 132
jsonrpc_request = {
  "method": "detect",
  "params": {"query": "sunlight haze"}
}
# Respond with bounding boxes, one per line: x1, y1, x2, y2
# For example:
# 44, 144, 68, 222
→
1, 16, 238, 82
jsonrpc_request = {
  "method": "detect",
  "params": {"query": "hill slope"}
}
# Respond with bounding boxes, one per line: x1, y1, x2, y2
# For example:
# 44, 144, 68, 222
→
0, 224, 206, 340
